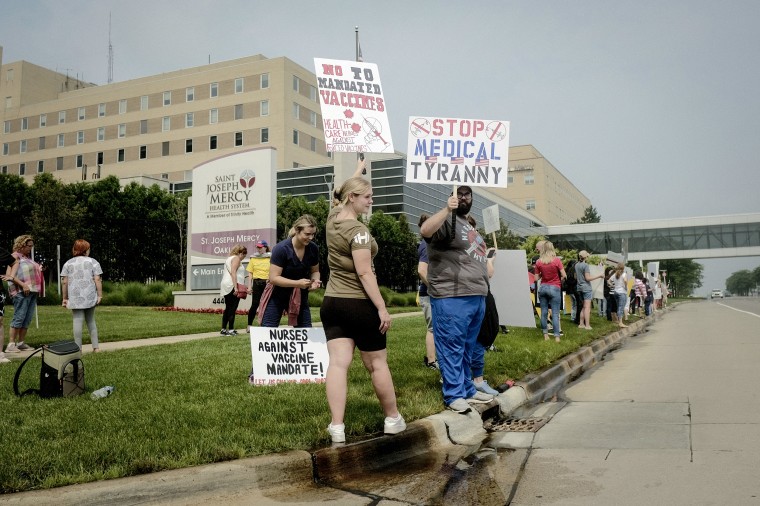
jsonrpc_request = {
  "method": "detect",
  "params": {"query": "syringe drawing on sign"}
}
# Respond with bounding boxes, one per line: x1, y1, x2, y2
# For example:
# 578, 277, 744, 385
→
361, 116, 391, 151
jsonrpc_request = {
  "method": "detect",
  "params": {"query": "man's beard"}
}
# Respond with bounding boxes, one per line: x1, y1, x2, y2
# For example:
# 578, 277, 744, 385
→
456, 201, 472, 216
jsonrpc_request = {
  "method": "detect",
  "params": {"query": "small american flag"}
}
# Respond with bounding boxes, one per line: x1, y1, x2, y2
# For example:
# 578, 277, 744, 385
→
425, 156, 438, 163
451, 157, 464, 164
474, 158, 489, 166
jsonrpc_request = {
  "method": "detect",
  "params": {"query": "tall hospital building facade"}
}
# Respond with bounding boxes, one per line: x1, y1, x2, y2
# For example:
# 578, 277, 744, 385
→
1, 47, 590, 232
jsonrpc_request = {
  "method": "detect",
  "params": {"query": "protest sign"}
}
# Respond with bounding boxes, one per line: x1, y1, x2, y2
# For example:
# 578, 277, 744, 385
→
314, 58, 394, 153
483, 204, 500, 234
249, 327, 329, 386
406, 116, 509, 188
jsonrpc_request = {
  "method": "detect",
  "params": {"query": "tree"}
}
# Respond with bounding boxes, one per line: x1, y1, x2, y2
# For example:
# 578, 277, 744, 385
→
726, 269, 755, 296
572, 205, 602, 224
478, 219, 521, 250
658, 259, 703, 297
0, 174, 34, 249
27, 174, 84, 279
170, 192, 190, 284
368, 211, 418, 292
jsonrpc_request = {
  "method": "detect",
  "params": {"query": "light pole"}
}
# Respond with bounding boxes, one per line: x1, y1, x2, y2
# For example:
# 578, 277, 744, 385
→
323, 173, 335, 209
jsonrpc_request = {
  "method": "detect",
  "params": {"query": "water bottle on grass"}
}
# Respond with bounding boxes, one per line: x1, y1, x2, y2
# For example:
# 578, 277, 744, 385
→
91, 386, 114, 400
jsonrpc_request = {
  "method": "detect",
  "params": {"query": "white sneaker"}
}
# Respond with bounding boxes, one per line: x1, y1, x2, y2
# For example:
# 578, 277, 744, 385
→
383, 414, 406, 435
5, 343, 19, 353
466, 391, 494, 404
446, 398, 472, 414
0, 353, 10, 364
327, 423, 345, 443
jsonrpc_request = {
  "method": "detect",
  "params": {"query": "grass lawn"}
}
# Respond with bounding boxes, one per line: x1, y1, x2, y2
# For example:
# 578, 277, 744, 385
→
0, 305, 628, 493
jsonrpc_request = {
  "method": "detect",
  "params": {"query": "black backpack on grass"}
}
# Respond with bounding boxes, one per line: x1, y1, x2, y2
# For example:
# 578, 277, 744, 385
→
13, 341, 85, 398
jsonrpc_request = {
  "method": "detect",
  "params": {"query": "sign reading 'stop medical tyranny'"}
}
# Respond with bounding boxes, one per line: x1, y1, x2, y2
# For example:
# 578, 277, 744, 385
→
314, 58, 394, 154
406, 117, 510, 188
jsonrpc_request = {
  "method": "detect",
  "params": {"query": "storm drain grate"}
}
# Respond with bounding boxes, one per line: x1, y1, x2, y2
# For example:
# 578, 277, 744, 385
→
487, 417, 548, 433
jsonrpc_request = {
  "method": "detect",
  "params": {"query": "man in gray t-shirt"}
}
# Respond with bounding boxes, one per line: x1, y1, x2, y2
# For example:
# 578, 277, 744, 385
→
420, 186, 493, 414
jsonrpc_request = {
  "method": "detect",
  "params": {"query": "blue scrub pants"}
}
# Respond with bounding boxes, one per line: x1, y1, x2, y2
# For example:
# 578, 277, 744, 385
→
430, 295, 485, 406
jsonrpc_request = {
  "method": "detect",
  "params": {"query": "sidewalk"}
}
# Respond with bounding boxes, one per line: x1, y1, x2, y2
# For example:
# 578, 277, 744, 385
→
1, 310, 660, 505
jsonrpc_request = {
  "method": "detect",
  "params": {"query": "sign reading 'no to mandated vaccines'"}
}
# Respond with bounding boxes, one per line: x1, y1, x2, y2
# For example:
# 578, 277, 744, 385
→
314, 57, 394, 154
406, 116, 510, 188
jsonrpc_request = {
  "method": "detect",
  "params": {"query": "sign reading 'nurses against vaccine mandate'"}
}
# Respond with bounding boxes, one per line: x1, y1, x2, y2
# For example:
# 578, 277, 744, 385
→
249, 327, 329, 386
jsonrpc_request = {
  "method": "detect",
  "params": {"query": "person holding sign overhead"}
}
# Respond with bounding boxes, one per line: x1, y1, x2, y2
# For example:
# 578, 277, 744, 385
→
420, 185, 494, 414
320, 177, 406, 443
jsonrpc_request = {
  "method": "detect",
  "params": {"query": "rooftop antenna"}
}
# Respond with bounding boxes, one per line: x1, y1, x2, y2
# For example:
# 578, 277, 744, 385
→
107, 12, 114, 84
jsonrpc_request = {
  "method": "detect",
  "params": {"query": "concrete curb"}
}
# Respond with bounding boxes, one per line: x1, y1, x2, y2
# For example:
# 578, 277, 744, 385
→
312, 308, 669, 483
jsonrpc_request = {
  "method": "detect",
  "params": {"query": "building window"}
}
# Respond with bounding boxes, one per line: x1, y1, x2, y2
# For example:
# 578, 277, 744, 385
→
526, 199, 536, 211
235, 132, 243, 147
1, 166, 6, 174
162, 116, 171, 131
293, 130, 299, 145
97, 152, 103, 165
162, 141, 170, 156
5, 69, 13, 82
140, 119, 148, 134
260, 100, 269, 116
235, 78, 243, 93
76, 155, 83, 168
78, 107, 86, 121
141, 95, 149, 110
58, 134, 65, 147
56, 157, 63, 170
163, 91, 171, 106
40, 114, 47, 127
210, 82, 218, 98
117, 149, 125, 162
209, 135, 217, 150
161, 173, 169, 180
77, 130, 84, 144
118, 124, 126, 138
185, 112, 194, 128
39, 136, 46, 149
97, 127, 105, 141
293, 103, 300, 119
524, 174, 534, 185
37, 161, 44, 173
119, 99, 127, 114
293, 76, 300, 92
507, 175, 514, 184
19, 163, 26, 176
98, 103, 106, 117
59, 111, 66, 124
20, 140, 27, 153
186, 87, 194, 102
310, 111, 317, 127
5, 97, 11, 109
234, 104, 243, 120
185, 139, 193, 153
21, 117, 28, 130
260, 128, 269, 143
310, 137, 317, 152
209, 108, 218, 124
2, 143, 8, 155
4, 120, 11, 133
139, 145, 147, 159
309, 85, 317, 101
261, 73, 269, 89
292, 162, 300, 168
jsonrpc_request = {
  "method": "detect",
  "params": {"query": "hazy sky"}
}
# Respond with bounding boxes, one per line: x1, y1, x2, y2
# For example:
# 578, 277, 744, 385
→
2, 0, 758, 294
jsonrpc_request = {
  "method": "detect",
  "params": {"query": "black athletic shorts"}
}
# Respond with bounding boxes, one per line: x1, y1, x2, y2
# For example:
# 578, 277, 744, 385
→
320, 296, 386, 352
